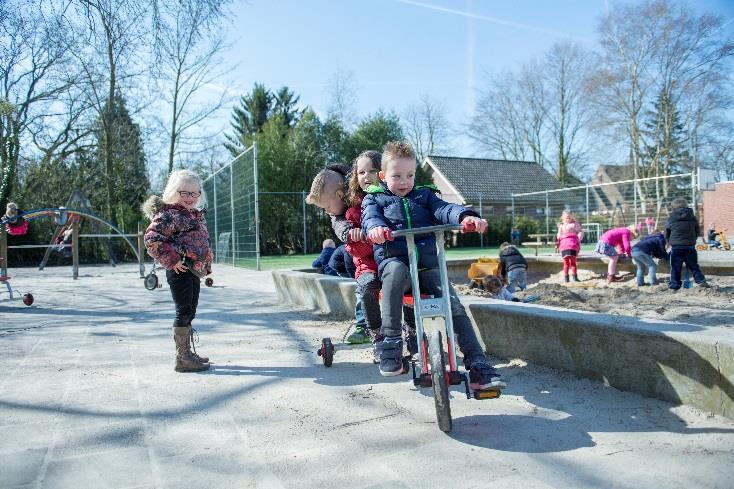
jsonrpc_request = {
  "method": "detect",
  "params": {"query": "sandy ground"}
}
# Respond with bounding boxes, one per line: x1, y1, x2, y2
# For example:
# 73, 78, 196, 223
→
2, 264, 734, 488
457, 269, 734, 328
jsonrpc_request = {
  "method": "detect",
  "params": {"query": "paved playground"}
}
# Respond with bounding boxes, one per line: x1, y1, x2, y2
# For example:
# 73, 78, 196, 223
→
2, 264, 734, 489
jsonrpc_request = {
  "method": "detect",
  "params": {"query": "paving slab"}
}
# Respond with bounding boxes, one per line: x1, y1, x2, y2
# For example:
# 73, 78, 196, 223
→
1, 263, 734, 488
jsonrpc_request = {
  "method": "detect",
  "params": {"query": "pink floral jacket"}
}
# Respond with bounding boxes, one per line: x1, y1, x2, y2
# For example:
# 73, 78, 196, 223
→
143, 196, 212, 277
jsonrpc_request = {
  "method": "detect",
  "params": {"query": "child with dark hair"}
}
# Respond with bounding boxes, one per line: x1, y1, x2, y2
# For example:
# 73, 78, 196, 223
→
630, 231, 667, 286
498, 242, 528, 292
306, 154, 384, 345
665, 198, 710, 290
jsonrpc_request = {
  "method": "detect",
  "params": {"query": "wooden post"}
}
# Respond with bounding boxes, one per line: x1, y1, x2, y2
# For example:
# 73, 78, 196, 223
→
72, 218, 80, 279
0, 225, 7, 277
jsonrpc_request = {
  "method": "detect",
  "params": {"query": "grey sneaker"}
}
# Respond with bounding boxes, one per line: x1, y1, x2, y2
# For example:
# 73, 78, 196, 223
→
376, 336, 403, 377
468, 361, 506, 391
698, 281, 711, 288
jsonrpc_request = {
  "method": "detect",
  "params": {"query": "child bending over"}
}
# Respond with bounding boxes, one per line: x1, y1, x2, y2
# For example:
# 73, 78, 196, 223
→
499, 241, 528, 292
362, 140, 505, 391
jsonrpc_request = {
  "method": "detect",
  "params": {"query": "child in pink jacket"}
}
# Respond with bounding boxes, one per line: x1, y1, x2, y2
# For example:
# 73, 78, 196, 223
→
595, 225, 638, 282
556, 210, 584, 283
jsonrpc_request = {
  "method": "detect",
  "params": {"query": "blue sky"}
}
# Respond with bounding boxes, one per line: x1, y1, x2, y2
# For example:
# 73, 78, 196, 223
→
214, 0, 734, 157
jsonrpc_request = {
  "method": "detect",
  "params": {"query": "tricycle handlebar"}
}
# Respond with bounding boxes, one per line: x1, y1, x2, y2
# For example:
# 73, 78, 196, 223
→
391, 224, 463, 238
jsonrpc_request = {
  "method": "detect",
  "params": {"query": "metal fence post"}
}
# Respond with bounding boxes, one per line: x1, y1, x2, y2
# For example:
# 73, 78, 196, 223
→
691, 171, 696, 215
254, 142, 260, 271
633, 179, 638, 225
545, 191, 550, 235
230, 162, 235, 266
213, 174, 218, 264
511, 194, 515, 227
478, 193, 483, 248
302, 190, 307, 255
585, 185, 590, 226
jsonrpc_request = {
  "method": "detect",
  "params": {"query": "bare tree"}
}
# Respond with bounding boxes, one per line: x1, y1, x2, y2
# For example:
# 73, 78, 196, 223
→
469, 71, 530, 161
0, 1, 77, 208
590, 0, 660, 184
72, 0, 150, 225
402, 93, 451, 162
544, 41, 592, 184
152, 0, 233, 173
325, 68, 358, 130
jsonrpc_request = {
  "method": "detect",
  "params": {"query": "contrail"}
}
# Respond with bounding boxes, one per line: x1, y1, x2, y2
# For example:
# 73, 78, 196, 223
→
396, 0, 589, 40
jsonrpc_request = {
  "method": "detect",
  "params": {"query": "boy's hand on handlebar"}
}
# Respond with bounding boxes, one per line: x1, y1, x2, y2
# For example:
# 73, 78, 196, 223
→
347, 228, 366, 243
368, 226, 391, 244
461, 216, 487, 234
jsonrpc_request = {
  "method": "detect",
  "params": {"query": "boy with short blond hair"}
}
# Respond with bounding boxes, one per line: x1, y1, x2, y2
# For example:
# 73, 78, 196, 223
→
361, 140, 506, 390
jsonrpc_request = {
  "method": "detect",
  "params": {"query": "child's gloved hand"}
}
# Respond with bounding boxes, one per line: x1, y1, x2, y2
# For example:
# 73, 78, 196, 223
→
461, 216, 487, 234
368, 226, 391, 244
347, 228, 366, 243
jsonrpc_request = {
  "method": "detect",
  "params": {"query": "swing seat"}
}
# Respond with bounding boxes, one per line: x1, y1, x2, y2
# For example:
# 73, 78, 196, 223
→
5, 220, 29, 236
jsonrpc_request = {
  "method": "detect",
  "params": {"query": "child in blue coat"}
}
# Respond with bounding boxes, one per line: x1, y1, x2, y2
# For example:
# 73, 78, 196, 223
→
630, 232, 668, 286
362, 140, 505, 391
312, 239, 338, 276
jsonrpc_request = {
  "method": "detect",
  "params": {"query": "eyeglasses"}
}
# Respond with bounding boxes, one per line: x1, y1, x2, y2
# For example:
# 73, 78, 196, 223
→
178, 190, 201, 198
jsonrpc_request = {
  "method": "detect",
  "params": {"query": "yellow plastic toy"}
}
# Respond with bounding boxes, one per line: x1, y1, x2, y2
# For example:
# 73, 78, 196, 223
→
696, 229, 731, 251
468, 257, 501, 286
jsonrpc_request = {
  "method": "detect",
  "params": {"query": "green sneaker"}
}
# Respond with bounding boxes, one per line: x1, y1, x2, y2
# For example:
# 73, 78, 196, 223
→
347, 327, 370, 344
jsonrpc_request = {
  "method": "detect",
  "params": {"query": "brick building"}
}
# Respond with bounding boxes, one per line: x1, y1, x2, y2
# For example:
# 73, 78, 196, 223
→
702, 181, 734, 238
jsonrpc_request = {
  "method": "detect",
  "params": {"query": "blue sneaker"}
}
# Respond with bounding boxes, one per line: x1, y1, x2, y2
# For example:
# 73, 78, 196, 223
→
376, 336, 403, 377
683, 280, 692, 289
468, 361, 506, 391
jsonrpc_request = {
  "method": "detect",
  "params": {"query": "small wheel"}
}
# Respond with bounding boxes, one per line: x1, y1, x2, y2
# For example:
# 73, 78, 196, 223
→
427, 330, 452, 432
22, 293, 34, 306
321, 338, 334, 367
205, 277, 214, 287
725, 243, 731, 251
144, 272, 158, 291
696, 244, 707, 251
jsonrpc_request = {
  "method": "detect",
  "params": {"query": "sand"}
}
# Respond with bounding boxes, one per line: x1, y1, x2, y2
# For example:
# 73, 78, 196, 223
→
456, 270, 734, 328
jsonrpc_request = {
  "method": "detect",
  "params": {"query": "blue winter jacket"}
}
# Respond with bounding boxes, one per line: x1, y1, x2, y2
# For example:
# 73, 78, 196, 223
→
632, 233, 668, 260
361, 183, 477, 276
312, 246, 338, 276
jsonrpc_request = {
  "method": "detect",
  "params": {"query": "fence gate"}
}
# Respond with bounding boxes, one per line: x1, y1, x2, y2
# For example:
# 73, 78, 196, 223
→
202, 144, 260, 270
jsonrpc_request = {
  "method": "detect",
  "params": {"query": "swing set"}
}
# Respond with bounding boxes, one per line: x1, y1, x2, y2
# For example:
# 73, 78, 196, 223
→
1, 207, 146, 281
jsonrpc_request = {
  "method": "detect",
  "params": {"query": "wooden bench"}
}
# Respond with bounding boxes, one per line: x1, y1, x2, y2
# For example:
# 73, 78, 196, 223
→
521, 241, 556, 256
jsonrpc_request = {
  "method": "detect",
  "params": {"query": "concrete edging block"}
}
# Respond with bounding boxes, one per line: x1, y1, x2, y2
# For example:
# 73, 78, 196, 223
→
469, 301, 734, 419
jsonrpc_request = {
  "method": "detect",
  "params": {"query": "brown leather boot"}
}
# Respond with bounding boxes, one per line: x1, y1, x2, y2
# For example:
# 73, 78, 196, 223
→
188, 325, 210, 364
174, 327, 209, 372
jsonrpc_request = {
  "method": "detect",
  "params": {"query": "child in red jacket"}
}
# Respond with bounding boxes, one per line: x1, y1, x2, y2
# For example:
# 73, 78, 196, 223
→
306, 152, 383, 344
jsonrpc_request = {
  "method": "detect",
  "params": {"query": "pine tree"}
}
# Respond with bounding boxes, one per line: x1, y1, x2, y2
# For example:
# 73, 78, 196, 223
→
224, 83, 273, 156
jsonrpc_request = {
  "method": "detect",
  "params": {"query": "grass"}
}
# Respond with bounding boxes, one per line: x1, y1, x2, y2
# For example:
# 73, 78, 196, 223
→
239, 243, 601, 271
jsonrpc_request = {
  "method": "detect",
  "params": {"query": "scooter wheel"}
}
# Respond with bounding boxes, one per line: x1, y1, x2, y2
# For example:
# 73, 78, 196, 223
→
22, 293, 34, 306
205, 277, 214, 287
321, 337, 334, 367
144, 272, 158, 291
696, 244, 707, 251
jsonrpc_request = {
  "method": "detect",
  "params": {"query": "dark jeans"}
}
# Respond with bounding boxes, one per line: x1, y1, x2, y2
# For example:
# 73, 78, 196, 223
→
355, 272, 382, 331
668, 246, 705, 290
166, 269, 201, 327
380, 260, 486, 367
